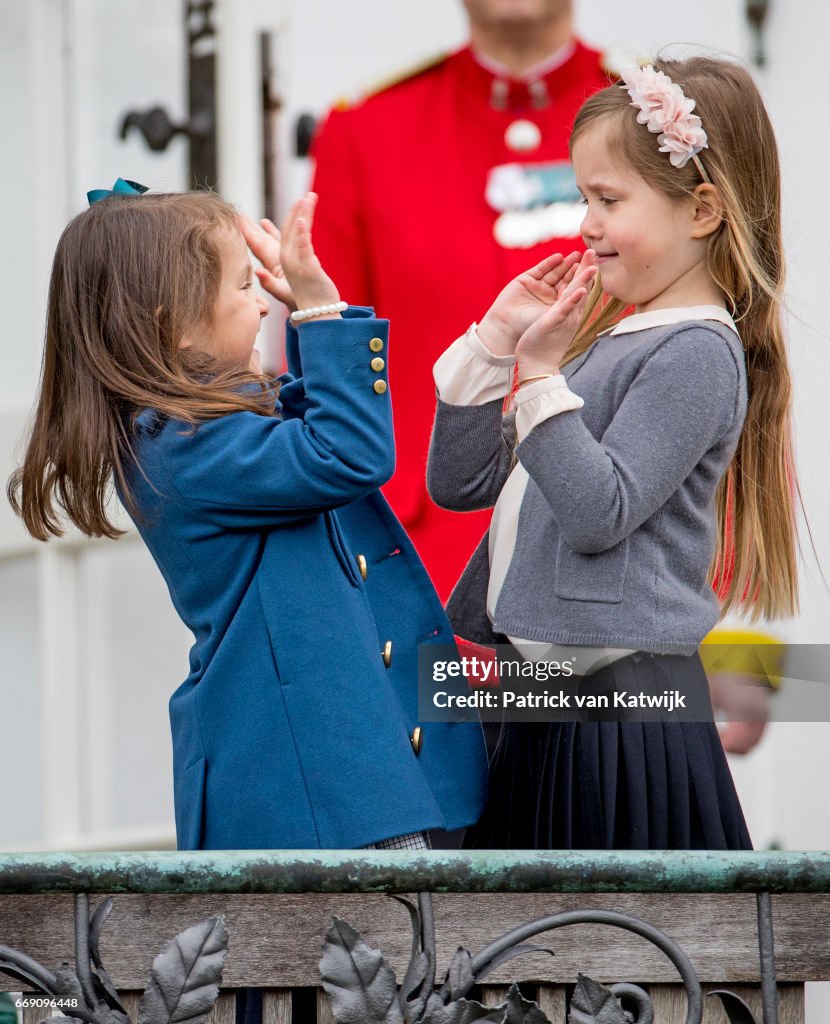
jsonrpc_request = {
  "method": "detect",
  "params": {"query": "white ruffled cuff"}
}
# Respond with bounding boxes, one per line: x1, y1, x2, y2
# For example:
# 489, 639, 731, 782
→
433, 323, 516, 405
513, 374, 584, 442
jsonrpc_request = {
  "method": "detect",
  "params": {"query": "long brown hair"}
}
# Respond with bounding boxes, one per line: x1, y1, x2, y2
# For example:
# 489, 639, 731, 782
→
8, 191, 277, 540
564, 56, 798, 621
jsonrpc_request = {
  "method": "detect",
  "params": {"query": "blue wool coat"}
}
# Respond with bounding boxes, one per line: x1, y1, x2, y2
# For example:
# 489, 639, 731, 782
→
125, 308, 487, 849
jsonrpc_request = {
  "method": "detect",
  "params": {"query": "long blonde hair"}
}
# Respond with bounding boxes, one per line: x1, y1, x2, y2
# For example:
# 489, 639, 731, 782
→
8, 191, 277, 541
565, 57, 798, 620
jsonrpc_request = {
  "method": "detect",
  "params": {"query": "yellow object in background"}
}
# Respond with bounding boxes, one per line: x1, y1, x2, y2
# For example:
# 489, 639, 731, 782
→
700, 628, 786, 690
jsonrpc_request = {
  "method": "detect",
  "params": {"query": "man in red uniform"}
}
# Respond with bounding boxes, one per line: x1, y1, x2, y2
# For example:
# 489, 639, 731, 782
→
310, 0, 609, 600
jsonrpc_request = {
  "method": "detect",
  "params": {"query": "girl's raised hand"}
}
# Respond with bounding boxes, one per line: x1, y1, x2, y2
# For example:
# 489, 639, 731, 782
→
239, 214, 295, 309
477, 250, 585, 356
278, 193, 341, 314
513, 249, 598, 378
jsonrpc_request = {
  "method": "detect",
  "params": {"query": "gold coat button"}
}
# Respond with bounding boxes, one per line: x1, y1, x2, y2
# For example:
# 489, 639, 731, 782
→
382, 640, 393, 667
370, 357, 385, 372
373, 380, 388, 395
356, 553, 368, 580
369, 337, 384, 352
410, 726, 423, 756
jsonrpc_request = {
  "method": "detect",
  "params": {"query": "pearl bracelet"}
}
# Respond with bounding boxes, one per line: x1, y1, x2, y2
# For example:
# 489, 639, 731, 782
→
289, 301, 347, 323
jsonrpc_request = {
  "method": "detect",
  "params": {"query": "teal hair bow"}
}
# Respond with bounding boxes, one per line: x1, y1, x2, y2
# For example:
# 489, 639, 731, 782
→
87, 177, 149, 206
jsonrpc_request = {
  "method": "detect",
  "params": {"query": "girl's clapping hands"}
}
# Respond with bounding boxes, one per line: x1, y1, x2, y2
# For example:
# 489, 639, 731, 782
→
476, 249, 596, 357
514, 248, 597, 378
240, 192, 341, 315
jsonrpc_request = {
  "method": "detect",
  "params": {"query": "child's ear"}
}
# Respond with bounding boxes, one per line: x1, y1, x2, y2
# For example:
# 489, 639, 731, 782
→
690, 183, 725, 238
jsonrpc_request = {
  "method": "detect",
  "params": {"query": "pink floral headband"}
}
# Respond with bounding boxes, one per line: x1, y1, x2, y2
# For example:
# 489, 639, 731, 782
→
619, 65, 710, 182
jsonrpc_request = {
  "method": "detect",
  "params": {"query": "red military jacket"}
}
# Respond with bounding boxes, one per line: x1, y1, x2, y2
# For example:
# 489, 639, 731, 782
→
311, 41, 610, 597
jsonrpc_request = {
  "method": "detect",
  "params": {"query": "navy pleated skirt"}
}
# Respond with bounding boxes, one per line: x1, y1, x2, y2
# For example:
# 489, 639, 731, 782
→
464, 649, 752, 851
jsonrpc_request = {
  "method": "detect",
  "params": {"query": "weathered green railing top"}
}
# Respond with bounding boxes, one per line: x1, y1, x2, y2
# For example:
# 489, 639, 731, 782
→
1, 850, 830, 895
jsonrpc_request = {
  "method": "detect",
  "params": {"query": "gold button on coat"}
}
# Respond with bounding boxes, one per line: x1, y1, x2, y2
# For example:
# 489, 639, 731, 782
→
369, 337, 384, 352
410, 726, 423, 756
356, 554, 368, 580
370, 357, 385, 372
373, 380, 388, 395
382, 640, 393, 667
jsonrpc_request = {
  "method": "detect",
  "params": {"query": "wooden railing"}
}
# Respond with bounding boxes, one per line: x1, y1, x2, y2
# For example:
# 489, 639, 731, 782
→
2, 851, 830, 1024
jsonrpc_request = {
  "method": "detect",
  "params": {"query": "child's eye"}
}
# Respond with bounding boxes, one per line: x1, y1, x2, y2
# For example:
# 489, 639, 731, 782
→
577, 195, 588, 206
600, 196, 617, 206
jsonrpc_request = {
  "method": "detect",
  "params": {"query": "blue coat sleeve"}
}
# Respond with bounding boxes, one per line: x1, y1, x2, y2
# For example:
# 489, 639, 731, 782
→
283, 305, 376, 383
152, 310, 394, 528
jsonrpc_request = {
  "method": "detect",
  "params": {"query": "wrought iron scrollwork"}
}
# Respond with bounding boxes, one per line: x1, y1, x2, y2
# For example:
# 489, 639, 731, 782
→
0, 894, 227, 1024
320, 891, 781, 1024
0, 882, 780, 1024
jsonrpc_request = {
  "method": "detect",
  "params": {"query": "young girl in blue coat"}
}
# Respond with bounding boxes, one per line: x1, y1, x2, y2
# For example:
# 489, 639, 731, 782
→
9, 186, 487, 850
428, 56, 800, 850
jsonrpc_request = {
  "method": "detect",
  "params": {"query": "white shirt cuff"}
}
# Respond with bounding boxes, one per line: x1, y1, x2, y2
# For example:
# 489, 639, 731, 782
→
433, 323, 516, 405
513, 375, 584, 442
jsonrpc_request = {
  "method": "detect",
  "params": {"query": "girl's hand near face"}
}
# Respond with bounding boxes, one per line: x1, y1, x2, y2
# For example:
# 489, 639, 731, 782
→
240, 193, 341, 316
278, 193, 341, 315
239, 213, 295, 310
477, 251, 585, 356
514, 249, 597, 379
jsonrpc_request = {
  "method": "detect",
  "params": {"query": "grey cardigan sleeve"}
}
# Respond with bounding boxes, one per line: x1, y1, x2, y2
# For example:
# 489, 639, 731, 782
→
517, 325, 745, 554
427, 398, 516, 511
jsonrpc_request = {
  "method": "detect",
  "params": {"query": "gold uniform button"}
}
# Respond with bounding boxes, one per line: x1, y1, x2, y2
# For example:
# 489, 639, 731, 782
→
382, 640, 393, 667
369, 337, 384, 352
373, 379, 388, 395
410, 726, 423, 756
356, 553, 368, 580
370, 357, 385, 372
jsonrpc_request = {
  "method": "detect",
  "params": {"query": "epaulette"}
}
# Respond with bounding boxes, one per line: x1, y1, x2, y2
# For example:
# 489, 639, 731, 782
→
361, 51, 449, 100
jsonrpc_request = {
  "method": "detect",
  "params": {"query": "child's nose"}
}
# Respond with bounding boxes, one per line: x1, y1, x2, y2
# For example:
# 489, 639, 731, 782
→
580, 206, 601, 239
258, 295, 269, 318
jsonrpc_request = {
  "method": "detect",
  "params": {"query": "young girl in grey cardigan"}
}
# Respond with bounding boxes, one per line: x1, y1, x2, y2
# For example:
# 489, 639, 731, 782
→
427, 56, 799, 850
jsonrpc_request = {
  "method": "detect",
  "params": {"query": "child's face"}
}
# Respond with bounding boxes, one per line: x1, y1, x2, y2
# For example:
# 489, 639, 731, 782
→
572, 121, 715, 313
182, 224, 269, 371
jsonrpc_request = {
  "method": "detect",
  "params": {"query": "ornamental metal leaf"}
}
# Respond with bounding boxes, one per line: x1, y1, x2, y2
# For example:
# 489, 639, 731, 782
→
402, 952, 433, 1023
568, 974, 631, 1024
421, 998, 505, 1024
389, 895, 432, 1019
403, 951, 431, 1000
320, 917, 402, 1024
421, 992, 449, 1020
89, 899, 114, 968
708, 990, 759, 1024
136, 916, 228, 1024
502, 984, 551, 1024
52, 964, 85, 1001
422, 985, 551, 1024
446, 948, 474, 1002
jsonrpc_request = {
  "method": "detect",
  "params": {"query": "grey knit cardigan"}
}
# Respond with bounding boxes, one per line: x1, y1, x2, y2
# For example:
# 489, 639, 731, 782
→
426, 320, 747, 655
